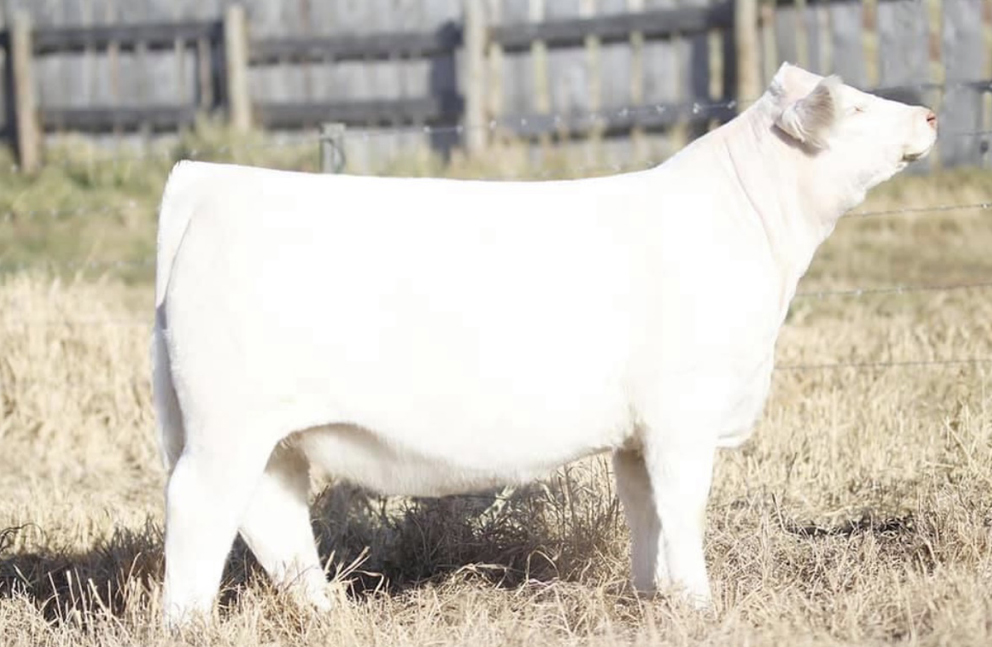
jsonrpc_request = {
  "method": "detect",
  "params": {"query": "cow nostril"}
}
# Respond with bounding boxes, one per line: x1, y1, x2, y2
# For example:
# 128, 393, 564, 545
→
926, 111, 937, 129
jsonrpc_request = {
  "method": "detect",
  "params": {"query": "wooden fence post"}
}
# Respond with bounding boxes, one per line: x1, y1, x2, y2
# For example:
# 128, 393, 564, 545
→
463, 0, 488, 156
224, 4, 252, 132
320, 122, 346, 173
734, 0, 761, 108
486, 0, 505, 143
10, 11, 41, 173
529, 0, 551, 151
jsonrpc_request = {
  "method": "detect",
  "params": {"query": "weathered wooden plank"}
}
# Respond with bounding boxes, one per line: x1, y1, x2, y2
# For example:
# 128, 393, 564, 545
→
641, 0, 679, 159
367, 0, 402, 165
498, 98, 734, 136
733, 0, 758, 104
773, 2, 798, 65
545, 0, 587, 129
501, 0, 531, 117
940, 0, 984, 167
173, 0, 221, 20
281, 0, 308, 110
491, 1, 732, 51
680, 0, 710, 141
595, 0, 634, 164
242, 0, 289, 107
171, 0, 213, 109
334, 3, 375, 105
802, 0, 829, 74
141, 0, 181, 110
627, 0, 646, 156
598, 0, 631, 114
31, 20, 218, 53
40, 104, 198, 131
876, 0, 932, 174
828, 0, 865, 87
876, 0, 929, 103
32, 0, 66, 127
58, 0, 88, 110
580, 0, 603, 164
530, 0, 552, 121
109, 0, 147, 129
302, 0, 337, 106
254, 95, 464, 129
237, 0, 279, 37
580, 0, 601, 122
758, 1, 776, 86
29, 0, 60, 26
251, 23, 462, 65
87, 0, 119, 113
316, 2, 369, 171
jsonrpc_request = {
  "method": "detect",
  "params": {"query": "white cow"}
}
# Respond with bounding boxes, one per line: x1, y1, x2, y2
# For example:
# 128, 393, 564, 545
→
152, 63, 936, 626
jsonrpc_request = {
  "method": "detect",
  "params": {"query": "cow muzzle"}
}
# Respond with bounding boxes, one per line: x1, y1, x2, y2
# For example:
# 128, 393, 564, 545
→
902, 108, 938, 162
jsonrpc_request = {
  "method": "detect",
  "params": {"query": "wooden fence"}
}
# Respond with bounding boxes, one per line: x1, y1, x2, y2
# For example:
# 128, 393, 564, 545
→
1, 0, 990, 173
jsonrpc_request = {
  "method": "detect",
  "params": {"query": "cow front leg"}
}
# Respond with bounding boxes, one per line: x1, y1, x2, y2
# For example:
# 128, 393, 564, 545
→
238, 443, 330, 611
641, 429, 717, 608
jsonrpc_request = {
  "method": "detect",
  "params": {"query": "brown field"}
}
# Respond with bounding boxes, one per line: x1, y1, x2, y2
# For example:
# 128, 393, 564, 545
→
1, 146, 991, 645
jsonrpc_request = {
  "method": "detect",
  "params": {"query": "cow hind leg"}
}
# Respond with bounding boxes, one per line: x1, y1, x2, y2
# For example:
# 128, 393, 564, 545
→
238, 443, 330, 611
612, 449, 667, 592
162, 425, 275, 628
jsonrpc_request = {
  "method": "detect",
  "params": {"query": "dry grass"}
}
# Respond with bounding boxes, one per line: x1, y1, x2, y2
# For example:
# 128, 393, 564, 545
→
1, 149, 992, 645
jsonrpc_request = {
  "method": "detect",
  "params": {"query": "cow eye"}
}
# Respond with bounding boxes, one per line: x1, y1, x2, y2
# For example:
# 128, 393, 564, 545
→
848, 105, 867, 115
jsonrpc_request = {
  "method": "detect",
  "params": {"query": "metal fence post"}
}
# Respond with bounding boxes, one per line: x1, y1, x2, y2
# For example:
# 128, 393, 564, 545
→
320, 122, 346, 173
11, 11, 41, 173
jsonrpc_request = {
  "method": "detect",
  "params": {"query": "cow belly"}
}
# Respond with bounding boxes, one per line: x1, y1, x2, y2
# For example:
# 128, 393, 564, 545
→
291, 423, 611, 497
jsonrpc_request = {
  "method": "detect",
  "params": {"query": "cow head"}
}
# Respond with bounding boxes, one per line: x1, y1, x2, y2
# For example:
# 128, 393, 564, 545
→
768, 63, 937, 196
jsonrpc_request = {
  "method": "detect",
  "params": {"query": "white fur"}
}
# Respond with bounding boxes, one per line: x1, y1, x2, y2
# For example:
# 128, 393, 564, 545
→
152, 63, 937, 626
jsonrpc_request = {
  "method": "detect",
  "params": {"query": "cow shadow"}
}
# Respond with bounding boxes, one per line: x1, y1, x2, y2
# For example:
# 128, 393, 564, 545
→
0, 473, 623, 624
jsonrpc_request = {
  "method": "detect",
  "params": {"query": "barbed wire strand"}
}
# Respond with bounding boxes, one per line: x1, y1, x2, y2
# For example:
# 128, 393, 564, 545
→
2, 261, 992, 303
775, 357, 992, 371
2, 354, 990, 375
2, 165, 991, 222
794, 280, 992, 300
2, 279, 992, 329
847, 202, 992, 218
0, 259, 154, 271
3, 192, 992, 223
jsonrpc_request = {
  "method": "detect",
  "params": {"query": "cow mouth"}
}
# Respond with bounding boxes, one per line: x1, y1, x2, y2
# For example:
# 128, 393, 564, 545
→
903, 142, 935, 162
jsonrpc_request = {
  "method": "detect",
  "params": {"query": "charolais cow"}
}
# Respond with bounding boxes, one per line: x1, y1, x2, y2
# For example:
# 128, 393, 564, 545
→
152, 62, 937, 626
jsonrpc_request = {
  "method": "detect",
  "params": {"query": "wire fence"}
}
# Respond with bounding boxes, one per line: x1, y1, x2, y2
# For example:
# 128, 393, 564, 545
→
1, 87, 991, 375
774, 358, 992, 372
2, 274, 991, 374
13, 79, 992, 173
32, 121, 992, 174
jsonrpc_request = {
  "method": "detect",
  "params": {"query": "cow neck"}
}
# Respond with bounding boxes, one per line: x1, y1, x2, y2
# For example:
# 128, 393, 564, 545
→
724, 101, 849, 313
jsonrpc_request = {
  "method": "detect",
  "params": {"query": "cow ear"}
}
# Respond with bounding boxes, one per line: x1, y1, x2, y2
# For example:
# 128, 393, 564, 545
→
775, 75, 841, 149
